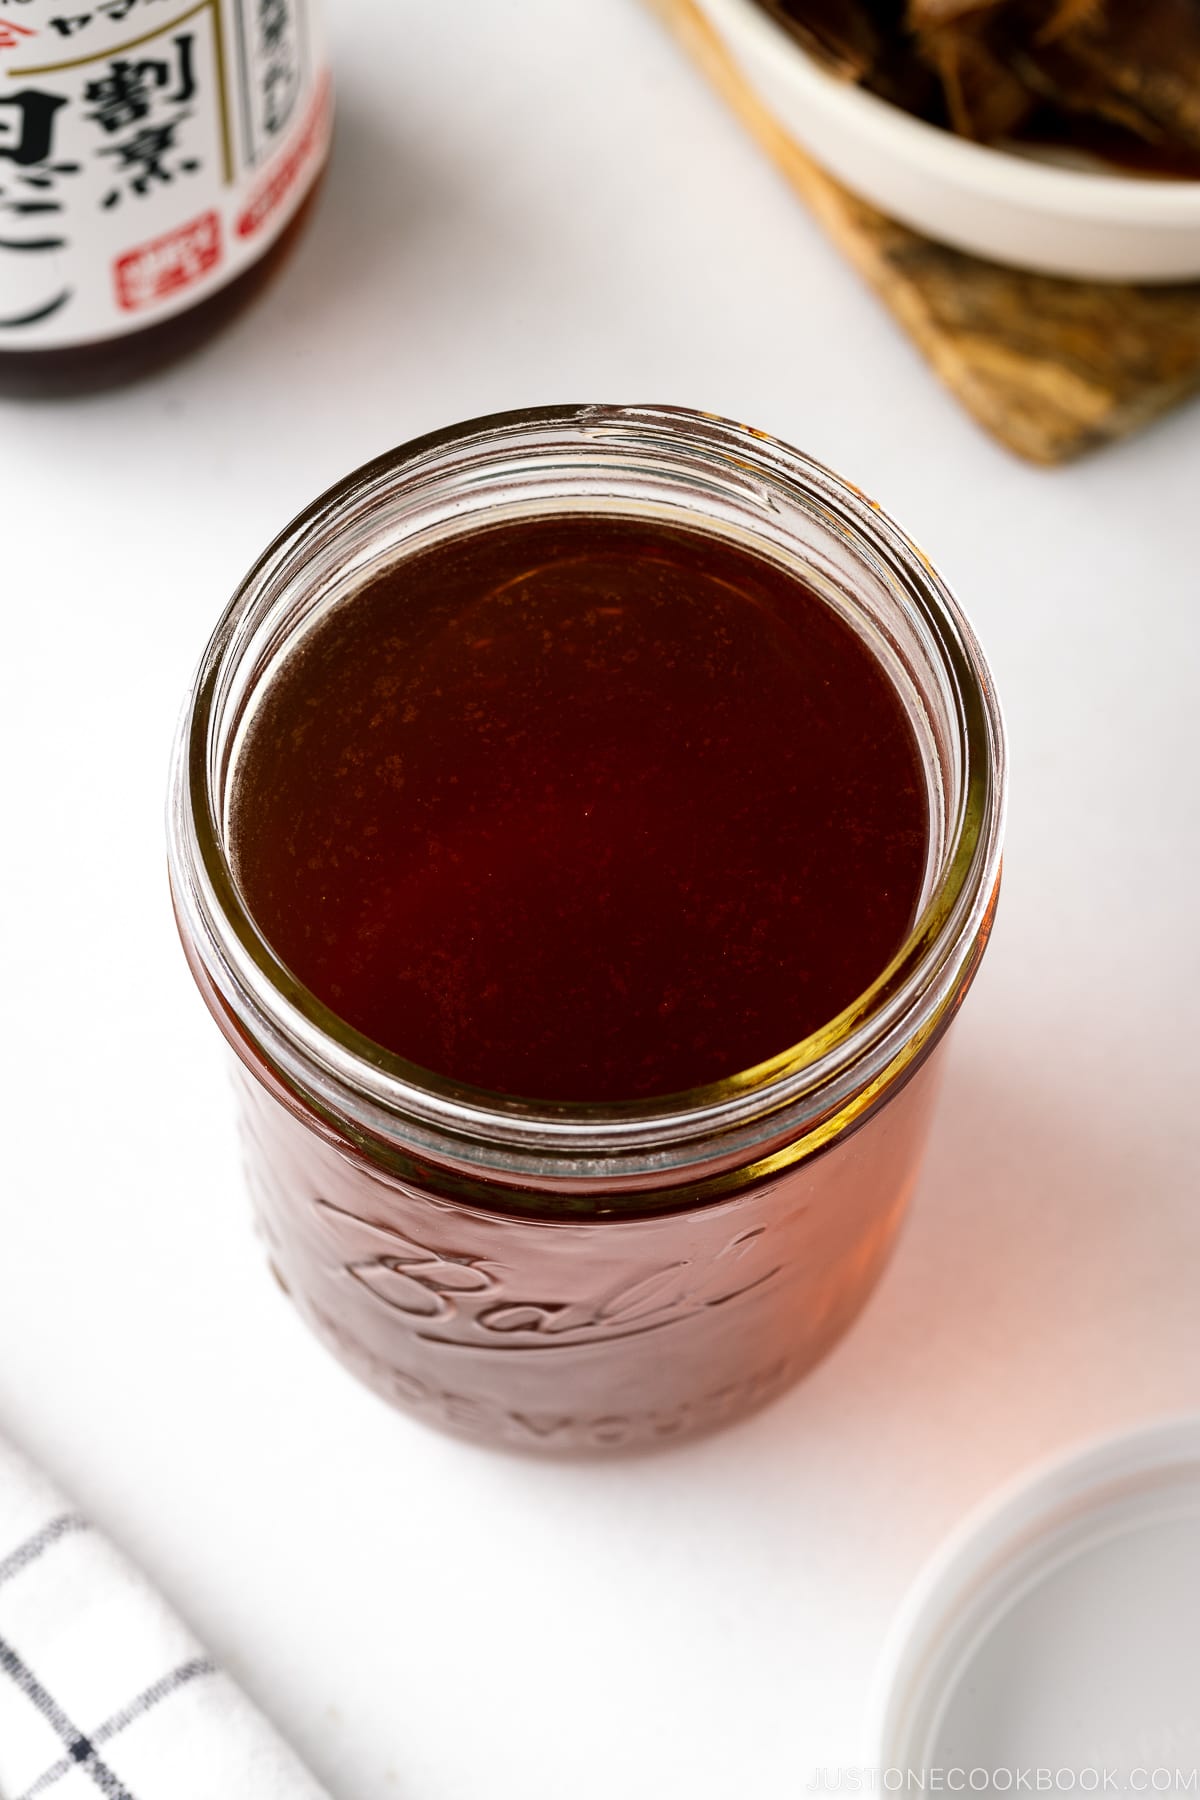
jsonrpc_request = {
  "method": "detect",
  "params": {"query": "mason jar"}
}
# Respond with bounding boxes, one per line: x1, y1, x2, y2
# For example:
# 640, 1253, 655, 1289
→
167, 404, 1006, 1454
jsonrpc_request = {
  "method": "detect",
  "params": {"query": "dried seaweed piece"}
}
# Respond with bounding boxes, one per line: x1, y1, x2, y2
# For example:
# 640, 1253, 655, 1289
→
754, 0, 885, 79
1034, 0, 1104, 42
907, 0, 1008, 23
762, 0, 944, 117
1015, 0, 1200, 154
869, 59, 947, 118
909, 11, 1036, 137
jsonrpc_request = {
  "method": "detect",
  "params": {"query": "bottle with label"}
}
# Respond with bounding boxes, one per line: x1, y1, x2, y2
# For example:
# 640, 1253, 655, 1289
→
0, 0, 330, 393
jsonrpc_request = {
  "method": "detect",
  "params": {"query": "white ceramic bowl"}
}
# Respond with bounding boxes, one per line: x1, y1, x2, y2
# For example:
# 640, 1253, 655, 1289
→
696, 0, 1200, 282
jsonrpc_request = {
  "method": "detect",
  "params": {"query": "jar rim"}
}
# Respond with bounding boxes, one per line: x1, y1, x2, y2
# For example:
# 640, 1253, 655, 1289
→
168, 404, 1006, 1195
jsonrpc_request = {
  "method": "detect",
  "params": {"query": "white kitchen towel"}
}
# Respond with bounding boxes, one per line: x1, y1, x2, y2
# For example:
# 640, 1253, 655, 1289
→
0, 1435, 331, 1800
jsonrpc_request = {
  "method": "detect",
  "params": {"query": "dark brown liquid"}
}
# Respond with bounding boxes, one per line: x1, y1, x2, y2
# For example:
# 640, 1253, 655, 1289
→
231, 515, 929, 1102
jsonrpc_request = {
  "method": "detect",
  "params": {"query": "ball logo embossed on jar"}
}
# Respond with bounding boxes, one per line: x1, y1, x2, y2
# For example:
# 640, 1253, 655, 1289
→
315, 1195, 785, 1349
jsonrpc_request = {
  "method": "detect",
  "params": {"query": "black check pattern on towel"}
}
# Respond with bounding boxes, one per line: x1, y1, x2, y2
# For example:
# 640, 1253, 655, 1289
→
0, 1510, 216, 1800
0, 1435, 330, 1800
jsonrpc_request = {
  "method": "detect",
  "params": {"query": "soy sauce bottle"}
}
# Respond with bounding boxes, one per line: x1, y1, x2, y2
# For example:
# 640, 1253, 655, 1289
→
0, 0, 330, 395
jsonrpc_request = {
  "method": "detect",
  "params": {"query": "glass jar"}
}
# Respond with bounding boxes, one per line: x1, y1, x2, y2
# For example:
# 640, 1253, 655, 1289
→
0, 0, 330, 395
167, 405, 1006, 1454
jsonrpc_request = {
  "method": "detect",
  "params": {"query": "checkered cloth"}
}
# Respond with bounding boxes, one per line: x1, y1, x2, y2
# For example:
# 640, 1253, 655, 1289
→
0, 1435, 331, 1800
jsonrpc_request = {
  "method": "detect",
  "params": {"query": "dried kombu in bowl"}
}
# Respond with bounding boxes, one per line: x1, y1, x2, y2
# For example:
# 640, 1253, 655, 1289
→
760, 0, 1200, 171
707, 0, 1200, 277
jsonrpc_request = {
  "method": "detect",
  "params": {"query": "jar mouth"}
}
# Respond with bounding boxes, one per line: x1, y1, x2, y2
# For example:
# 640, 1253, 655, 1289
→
168, 404, 1006, 1189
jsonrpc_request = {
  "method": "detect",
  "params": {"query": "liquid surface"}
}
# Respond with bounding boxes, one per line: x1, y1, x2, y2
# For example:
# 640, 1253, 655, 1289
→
231, 514, 929, 1102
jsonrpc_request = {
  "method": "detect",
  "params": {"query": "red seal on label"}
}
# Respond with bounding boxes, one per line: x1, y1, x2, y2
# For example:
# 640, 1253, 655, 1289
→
113, 211, 222, 313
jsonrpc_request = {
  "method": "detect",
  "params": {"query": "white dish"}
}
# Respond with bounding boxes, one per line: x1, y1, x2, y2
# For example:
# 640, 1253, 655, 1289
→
866, 1415, 1200, 1779
695, 0, 1200, 282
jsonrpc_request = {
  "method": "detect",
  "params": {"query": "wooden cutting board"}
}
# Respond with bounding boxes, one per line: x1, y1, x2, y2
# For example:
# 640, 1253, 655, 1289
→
648, 0, 1200, 463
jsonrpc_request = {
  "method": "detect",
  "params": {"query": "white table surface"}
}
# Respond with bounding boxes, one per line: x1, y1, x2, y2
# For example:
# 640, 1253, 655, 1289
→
3, 2, 1200, 1795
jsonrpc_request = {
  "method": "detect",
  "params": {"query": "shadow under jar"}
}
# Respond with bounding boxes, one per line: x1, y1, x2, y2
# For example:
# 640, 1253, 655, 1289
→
167, 405, 1006, 1454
